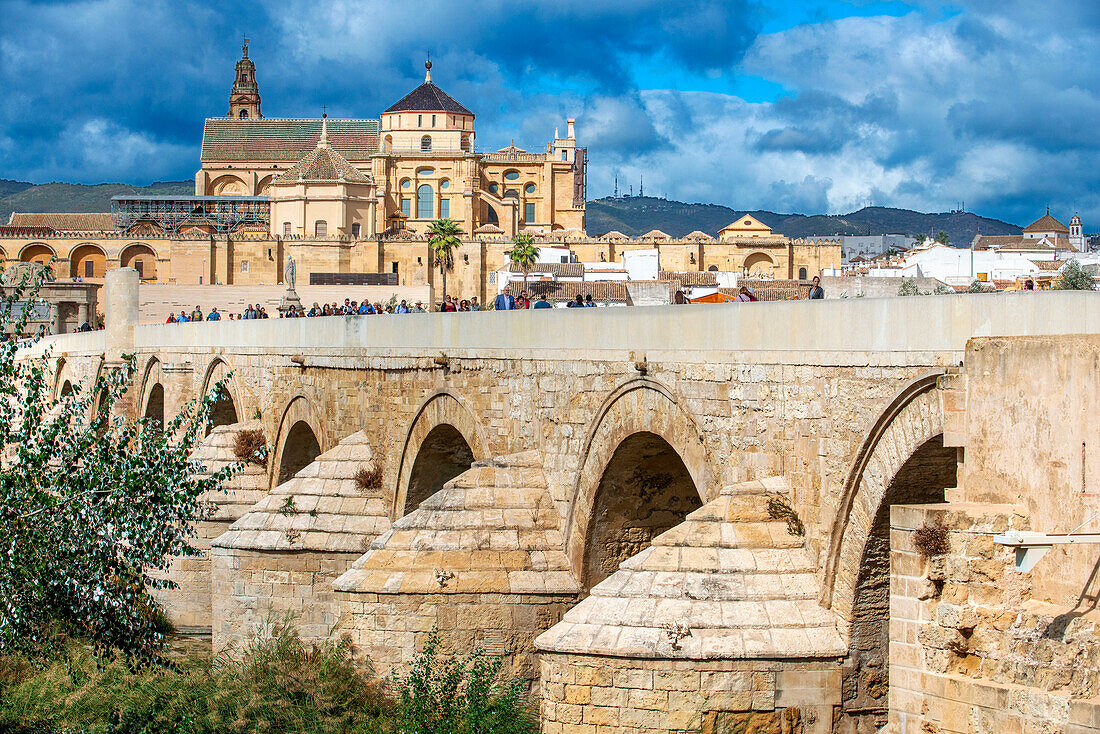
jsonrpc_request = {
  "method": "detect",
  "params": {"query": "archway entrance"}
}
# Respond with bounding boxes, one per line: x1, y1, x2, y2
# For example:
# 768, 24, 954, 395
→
145, 383, 164, 428
583, 431, 702, 590
843, 433, 955, 730
404, 424, 474, 514
59, 380, 73, 398
277, 420, 321, 485
209, 387, 238, 431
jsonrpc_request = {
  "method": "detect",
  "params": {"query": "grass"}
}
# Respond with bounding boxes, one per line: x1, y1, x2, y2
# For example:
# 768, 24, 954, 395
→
0, 623, 536, 734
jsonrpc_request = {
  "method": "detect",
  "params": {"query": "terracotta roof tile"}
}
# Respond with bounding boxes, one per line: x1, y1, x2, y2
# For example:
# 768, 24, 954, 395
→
201, 118, 379, 163
506, 280, 629, 303
508, 262, 583, 278
659, 270, 718, 286
1023, 213, 1070, 234
273, 145, 371, 184
7, 212, 114, 232
719, 279, 810, 301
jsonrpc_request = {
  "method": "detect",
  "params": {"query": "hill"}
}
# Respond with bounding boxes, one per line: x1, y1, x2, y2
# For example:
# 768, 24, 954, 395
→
0, 179, 193, 222
586, 196, 1021, 246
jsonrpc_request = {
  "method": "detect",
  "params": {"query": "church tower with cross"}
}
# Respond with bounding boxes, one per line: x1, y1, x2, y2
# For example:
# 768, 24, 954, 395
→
228, 38, 262, 120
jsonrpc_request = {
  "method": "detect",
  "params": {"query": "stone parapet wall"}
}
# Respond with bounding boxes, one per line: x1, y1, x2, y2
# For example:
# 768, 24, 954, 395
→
889, 503, 1100, 734
538, 653, 839, 734
211, 548, 359, 649
335, 590, 577, 682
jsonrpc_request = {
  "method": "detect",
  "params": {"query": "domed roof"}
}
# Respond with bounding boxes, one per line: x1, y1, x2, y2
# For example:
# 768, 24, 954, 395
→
384, 61, 472, 116
273, 117, 372, 184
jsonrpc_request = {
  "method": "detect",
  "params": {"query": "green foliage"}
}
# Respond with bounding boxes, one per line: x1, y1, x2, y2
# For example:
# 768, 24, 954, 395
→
1055, 259, 1096, 291
967, 279, 991, 293
934, 230, 950, 245
0, 180, 192, 223
427, 218, 464, 307
897, 277, 921, 296
395, 630, 536, 734
0, 265, 256, 662
0, 623, 537, 734
505, 234, 540, 295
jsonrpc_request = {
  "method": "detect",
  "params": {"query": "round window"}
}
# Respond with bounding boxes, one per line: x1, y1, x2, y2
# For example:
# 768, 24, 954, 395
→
504, 170, 520, 181
524, 183, 536, 194
400, 179, 411, 189
440, 179, 450, 190
488, 183, 499, 194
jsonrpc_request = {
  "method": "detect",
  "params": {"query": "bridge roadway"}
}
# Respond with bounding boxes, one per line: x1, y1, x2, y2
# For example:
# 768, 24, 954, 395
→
27, 273, 1100, 734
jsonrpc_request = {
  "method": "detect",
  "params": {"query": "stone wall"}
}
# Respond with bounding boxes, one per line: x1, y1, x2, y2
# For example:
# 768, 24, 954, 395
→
539, 653, 838, 734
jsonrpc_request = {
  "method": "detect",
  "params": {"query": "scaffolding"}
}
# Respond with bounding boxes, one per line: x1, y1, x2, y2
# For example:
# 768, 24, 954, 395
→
110, 195, 270, 235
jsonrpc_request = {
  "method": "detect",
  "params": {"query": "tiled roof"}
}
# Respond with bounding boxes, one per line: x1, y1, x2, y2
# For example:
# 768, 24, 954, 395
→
505, 280, 630, 303
273, 145, 372, 184
384, 82, 473, 115
683, 230, 715, 241
474, 223, 504, 234
719, 279, 810, 301
1033, 260, 1067, 271
598, 230, 629, 241
972, 234, 1077, 253
200, 118, 380, 163
659, 270, 718, 286
640, 229, 672, 240
509, 262, 584, 278
0, 225, 55, 236
7, 212, 114, 232
1024, 213, 1070, 234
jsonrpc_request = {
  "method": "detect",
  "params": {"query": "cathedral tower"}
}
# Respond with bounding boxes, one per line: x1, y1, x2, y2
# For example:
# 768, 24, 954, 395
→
228, 39, 262, 120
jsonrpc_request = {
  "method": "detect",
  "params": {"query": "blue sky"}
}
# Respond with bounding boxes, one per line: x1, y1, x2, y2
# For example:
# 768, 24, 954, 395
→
2, 0, 1098, 226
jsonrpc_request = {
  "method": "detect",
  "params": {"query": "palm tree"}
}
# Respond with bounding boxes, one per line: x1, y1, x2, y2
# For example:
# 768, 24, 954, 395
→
506, 232, 540, 297
427, 218, 463, 309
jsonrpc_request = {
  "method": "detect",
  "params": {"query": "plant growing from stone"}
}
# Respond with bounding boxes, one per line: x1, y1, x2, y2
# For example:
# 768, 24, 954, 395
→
354, 466, 382, 495
427, 217, 464, 308
234, 427, 267, 467
0, 265, 252, 661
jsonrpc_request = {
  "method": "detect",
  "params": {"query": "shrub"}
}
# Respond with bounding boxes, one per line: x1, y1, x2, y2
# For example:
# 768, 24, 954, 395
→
234, 428, 267, 467
1055, 259, 1097, 291
354, 467, 383, 495
767, 494, 805, 537
914, 521, 950, 558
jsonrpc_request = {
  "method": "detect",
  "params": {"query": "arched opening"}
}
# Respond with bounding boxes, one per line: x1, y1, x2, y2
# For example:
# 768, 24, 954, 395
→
210, 175, 248, 196
417, 184, 434, 219
583, 431, 702, 590
209, 386, 238, 432
314, 220, 328, 237
798, 267, 808, 280
384, 134, 393, 153
421, 135, 432, 151
256, 175, 272, 196
842, 434, 955, 729
405, 424, 474, 514
145, 383, 164, 428
707, 265, 719, 272
743, 252, 775, 277
60, 380, 73, 397
239, 109, 249, 119
484, 204, 499, 226
277, 420, 321, 485
20, 243, 54, 266
120, 244, 157, 280
69, 244, 107, 279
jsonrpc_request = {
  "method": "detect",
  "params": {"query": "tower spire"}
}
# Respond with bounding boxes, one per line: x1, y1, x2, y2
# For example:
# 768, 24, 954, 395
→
425, 57, 432, 84
229, 39, 262, 119
318, 112, 330, 149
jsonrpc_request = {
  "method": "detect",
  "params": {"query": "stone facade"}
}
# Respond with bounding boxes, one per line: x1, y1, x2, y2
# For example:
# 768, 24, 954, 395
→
21, 282, 1100, 733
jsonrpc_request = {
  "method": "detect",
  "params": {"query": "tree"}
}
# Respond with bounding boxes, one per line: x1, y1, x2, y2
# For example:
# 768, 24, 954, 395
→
898, 277, 921, 296
427, 218, 464, 309
0, 265, 256, 661
967, 279, 991, 293
914, 234, 928, 246
934, 231, 950, 245
505, 232, 540, 296
1055, 259, 1096, 291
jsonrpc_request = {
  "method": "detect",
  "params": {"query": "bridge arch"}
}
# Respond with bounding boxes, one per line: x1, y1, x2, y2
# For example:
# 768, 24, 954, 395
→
393, 390, 489, 519
271, 395, 324, 488
138, 357, 164, 427
564, 377, 714, 582
200, 358, 242, 432
819, 371, 956, 726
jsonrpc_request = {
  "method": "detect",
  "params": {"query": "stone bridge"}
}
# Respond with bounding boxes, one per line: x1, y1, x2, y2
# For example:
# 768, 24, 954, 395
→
29, 270, 1100, 734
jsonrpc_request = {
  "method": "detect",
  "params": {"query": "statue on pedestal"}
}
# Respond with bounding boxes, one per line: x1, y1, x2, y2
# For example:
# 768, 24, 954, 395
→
284, 255, 297, 293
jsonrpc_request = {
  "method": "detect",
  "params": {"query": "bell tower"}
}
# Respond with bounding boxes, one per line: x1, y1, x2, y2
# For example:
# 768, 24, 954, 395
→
228, 38, 262, 120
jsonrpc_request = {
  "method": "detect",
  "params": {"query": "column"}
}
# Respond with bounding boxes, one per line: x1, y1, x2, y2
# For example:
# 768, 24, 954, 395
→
77, 302, 89, 328
104, 267, 140, 419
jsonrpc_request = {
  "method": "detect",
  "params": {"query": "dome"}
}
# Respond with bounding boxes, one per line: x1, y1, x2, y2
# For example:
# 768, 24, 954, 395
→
384, 61, 472, 116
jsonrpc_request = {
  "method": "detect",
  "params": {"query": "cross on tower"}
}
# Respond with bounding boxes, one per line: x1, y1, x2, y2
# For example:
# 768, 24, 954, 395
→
322, 105, 327, 118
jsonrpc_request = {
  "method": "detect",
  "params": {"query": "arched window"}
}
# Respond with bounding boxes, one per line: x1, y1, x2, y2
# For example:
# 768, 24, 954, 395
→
421, 135, 432, 151
417, 184, 434, 219
384, 134, 393, 153
798, 267, 808, 280
239, 110, 249, 119
283, 222, 291, 237
315, 220, 327, 237
461, 135, 471, 152
504, 189, 519, 199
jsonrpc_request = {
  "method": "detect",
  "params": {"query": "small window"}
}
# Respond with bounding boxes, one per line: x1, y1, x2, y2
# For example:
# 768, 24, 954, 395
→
401, 198, 411, 217
504, 170, 520, 181
421, 135, 431, 151
524, 183, 536, 194
417, 114, 422, 126
439, 198, 449, 218
489, 271, 497, 284
283, 221, 291, 236
744, 219, 752, 225
84, 260, 94, 278
488, 183, 499, 194
351, 223, 361, 238
798, 267, 808, 280
241, 260, 249, 273
239, 110, 249, 119
134, 260, 144, 278
315, 220, 327, 237
440, 179, 450, 190
416, 167, 435, 177
431, 114, 436, 127
392, 261, 399, 274
525, 202, 535, 222
561, 149, 567, 161
400, 178, 411, 189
